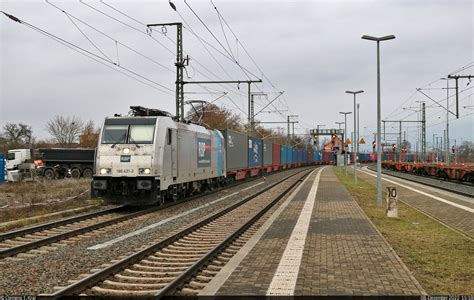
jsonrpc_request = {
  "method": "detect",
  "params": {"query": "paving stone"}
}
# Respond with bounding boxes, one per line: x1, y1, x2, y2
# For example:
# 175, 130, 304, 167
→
215, 168, 424, 295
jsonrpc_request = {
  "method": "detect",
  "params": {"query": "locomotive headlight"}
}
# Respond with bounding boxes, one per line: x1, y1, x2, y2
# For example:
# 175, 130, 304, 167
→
139, 168, 151, 175
123, 148, 130, 154
100, 168, 111, 175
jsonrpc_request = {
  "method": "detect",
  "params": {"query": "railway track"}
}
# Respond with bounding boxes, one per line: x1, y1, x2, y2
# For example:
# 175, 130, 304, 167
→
48, 168, 314, 297
0, 168, 303, 260
367, 165, 473, 197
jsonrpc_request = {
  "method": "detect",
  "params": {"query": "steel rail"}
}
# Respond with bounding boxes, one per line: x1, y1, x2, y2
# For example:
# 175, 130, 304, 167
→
367, 165, 473, 197
49, 167, 313, 297
157, 169, 313, 296
0, 168, 296, 258
0, 205, 126, 241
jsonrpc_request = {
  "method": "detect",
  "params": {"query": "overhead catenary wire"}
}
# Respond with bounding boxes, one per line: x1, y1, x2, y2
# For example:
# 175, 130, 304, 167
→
0, 11, 175, 95
45, 0, 175, 73
84, 0, 233, 97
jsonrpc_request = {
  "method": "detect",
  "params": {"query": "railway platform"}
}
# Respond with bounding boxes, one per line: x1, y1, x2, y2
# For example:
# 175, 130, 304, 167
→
358, 166, 474, 239
201, 167, 425, 296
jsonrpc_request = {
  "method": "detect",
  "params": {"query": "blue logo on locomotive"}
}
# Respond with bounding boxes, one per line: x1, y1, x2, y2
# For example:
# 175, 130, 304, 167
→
197, 138, 211, 167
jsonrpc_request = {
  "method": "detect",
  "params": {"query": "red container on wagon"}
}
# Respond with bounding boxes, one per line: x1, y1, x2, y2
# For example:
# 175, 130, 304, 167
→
272, 144, 281, 166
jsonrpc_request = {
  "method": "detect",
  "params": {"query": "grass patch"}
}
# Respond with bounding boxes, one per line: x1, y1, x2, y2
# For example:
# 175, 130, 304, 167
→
333, 167, 473, 295
0, 179, 105, 231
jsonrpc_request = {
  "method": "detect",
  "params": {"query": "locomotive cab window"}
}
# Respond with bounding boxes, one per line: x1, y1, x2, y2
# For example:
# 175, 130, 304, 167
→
101, 125, 128, 144
129, 125, 155, 144
101, 118, 157, 145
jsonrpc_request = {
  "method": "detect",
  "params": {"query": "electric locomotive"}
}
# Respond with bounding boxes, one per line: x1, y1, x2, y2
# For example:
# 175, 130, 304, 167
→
91, 106, 226, 205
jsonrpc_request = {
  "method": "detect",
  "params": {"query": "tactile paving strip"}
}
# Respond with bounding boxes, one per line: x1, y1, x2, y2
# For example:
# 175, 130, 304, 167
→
266, 167, 325, 295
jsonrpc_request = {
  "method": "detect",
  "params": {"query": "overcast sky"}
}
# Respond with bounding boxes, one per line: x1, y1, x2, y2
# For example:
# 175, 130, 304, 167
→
1, 0, 473, 152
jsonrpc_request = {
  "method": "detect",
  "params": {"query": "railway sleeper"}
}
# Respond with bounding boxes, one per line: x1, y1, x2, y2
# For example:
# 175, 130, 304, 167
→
149, 256, 200, 264
194, 275, 213, 283
200, 269, 219, 276
123, 269, 183, 277
114, 274, 171, 284
179, 288, 199, 296
181, 237, 220, 243
173, 241, 213, 248
152, 252, 203, 259
132, 264, 188, 272
90, 286, 161, 296
140, 259, 193, 267
163, 247, 210, 255
102, 280, 167, 290
187, 281, 206, 290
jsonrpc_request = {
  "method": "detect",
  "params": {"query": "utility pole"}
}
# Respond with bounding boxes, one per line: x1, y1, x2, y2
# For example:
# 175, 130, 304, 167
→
447, 74, 474, 119
346, 90, 364, 184
147, 22, 187, 122
421, 102, 426, 161
357, 103, 360, 163
340, 111, 352, 176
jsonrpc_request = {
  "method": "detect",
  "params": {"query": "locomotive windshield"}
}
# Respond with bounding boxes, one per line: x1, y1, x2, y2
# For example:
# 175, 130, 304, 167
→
101, 118, 156, 145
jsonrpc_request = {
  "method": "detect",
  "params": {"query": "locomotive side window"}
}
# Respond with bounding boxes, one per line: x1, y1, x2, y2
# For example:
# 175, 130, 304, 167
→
167, 128, 172, 145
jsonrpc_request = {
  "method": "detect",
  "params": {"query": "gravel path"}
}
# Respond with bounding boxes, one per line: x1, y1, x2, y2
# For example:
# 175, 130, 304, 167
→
0, 168, 311, 295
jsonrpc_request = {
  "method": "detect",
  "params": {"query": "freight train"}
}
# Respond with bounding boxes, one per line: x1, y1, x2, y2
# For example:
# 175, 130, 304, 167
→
91, 107, 329, 205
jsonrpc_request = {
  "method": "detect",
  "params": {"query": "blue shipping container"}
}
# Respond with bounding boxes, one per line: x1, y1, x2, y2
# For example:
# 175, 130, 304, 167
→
298, 149, 303, 163
0, 154, 5, 184
287, 147, 293, 164
313, 151, 319, 161
248, 137, 263, 168
280, 145, 287, 164
303, 151, 307, 163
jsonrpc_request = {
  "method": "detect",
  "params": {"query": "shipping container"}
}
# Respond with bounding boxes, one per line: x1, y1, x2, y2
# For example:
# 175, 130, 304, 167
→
314, 150, 320, 162
287, 146, 293, 164
248, 136, 263, 168
359, 153, 370, 162
263, 141, 273, 167
302, 150, 307, 163
0, 154, 5, 184
223, 129, 248, 170
280, 145, 288, 164
272, 144, 281, 166
292, 148, 297, 164
309, 149, 314, 162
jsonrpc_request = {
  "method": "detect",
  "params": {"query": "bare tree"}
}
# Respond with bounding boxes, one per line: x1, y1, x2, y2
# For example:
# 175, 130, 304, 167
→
457, 141, 474, 162
2, 123, 33, 146
80, 120, 100, 148
46, 115, 84, 146
187, 103, 242, 131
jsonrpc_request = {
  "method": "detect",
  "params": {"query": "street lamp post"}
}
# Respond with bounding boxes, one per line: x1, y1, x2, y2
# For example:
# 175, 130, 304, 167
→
335, 121, 344, 129
346, 90, 364, 184
362, 34, 396, 208
340, 112, 352, 176
440, 77, 450, 165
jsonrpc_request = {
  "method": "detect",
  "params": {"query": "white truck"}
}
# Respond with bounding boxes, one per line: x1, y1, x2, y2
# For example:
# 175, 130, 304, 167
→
6, 148, 95, 181
6, 149, 33, 170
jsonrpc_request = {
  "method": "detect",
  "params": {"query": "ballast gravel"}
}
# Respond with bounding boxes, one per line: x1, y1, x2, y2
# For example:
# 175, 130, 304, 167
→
0, 168, 310, 295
